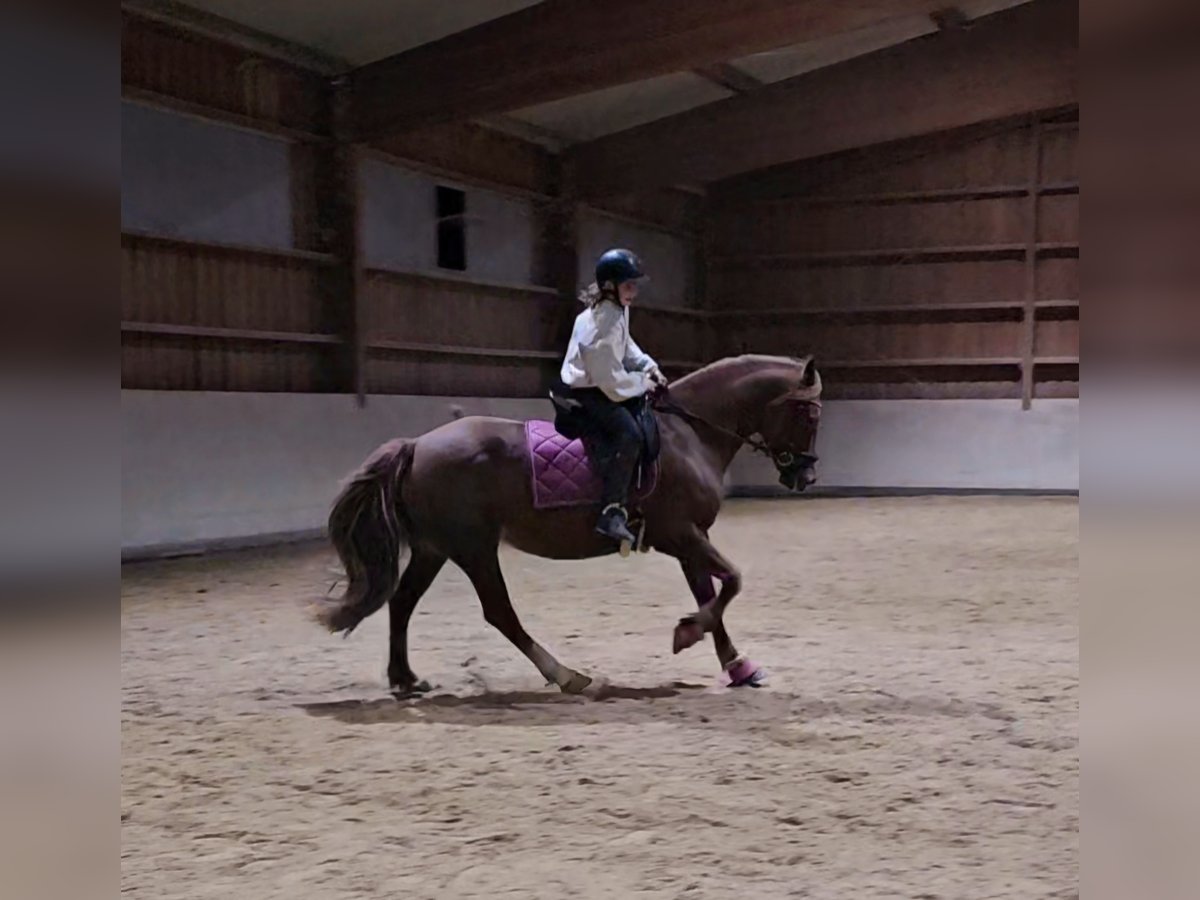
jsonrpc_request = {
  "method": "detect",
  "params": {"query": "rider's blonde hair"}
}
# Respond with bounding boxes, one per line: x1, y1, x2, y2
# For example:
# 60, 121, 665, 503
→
578, 282, 618, 307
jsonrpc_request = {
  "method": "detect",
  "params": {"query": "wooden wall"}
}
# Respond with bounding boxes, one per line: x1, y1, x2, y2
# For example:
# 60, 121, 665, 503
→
123, 9, 1078, 404
706, 111, 1079, 403
121, 12, 328, 138
120, 9, 705, 398
121, 11, 346, 393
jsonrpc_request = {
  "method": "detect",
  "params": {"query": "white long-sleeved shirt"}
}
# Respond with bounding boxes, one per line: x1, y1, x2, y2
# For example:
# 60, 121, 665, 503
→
560, 301, 658, 402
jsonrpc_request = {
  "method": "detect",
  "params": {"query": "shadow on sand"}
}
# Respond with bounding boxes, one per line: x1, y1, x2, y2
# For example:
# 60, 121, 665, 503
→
298, 681, 723, 727
297, 682, 1018, 733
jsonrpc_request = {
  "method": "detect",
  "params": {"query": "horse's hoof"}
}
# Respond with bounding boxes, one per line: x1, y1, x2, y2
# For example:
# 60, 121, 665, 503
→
724, 657, 768, 688
619, 539, 632, 558
390, 679, 432, 698
672, 619, 705, 654
559, 671, 593, 695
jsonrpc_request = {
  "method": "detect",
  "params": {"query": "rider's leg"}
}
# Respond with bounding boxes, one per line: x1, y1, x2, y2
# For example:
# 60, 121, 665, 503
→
577, 392, 642, 545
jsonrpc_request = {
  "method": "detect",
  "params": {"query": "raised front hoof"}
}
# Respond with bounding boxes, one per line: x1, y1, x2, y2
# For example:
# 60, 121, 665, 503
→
390, 678, 433, 699
558, 671, 593, 695
672, 619, 706, 654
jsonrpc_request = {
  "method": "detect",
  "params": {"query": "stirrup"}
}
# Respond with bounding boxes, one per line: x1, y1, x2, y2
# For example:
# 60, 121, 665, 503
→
600, 503, 628, 519
597, 504, 637, 556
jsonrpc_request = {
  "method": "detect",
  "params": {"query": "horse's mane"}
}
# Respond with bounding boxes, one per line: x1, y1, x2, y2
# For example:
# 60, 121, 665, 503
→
673, 354, 813, 388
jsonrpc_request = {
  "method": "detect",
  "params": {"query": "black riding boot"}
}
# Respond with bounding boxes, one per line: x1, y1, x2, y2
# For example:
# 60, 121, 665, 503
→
595, 503, 637, 546
595, 435, 640, 548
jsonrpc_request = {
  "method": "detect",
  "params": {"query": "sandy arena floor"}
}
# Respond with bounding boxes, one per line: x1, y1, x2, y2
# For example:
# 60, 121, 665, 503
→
121, 496, 1078, 899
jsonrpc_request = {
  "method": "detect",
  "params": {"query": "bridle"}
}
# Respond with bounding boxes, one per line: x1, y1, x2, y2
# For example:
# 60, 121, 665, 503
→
651, 388, 821, 472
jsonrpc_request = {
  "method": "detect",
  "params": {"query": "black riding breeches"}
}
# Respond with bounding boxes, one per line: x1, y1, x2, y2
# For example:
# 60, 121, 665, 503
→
573, 389, 644, 507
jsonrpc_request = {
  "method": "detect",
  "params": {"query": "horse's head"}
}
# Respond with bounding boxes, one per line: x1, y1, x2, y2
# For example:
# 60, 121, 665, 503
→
667, 353, 825, 489
759, 356, 822, 492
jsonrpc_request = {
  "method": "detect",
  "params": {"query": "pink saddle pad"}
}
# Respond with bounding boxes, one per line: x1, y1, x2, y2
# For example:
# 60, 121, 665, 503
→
525, 420, 658, 510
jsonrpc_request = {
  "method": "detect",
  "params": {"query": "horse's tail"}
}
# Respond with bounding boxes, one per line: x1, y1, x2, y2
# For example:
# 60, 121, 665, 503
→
316, 438, 415, 635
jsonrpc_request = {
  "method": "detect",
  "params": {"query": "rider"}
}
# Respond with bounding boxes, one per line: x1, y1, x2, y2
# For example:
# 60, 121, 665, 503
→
560, 248, 668, 547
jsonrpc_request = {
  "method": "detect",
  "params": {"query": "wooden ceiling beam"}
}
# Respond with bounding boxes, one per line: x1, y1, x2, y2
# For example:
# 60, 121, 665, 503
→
692, 62, 764, 94
348, 0, 959, 140
567, 0, 1078, 195
121, 1, 348, 74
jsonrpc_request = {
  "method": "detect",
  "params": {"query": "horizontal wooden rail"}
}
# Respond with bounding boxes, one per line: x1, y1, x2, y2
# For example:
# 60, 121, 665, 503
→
363, 266, 559, 296
713, 244, 1026, 267
822, 357, 1022, 369
713, 242, 1079, 268
368, 340, 559, 361
580, 203, 699, 240
121, 322, 343, 345
1036, 242, 1080, 256
819, 356, 1076, 371
122, 85, 330, 144
122, 230, 339, 265
731, 181, 1079, 208
635, 304, 709, 320
710, 300, 1021, 320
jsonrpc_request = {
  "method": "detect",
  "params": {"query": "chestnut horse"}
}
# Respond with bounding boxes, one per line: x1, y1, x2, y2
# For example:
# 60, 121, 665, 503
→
316, 354, 822, 695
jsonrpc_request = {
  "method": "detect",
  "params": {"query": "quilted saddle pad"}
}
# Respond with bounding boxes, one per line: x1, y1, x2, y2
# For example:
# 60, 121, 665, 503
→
525, 419, 658, 510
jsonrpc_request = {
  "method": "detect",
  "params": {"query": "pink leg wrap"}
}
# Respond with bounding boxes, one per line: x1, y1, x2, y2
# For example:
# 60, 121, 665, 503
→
723, 656, 766, 687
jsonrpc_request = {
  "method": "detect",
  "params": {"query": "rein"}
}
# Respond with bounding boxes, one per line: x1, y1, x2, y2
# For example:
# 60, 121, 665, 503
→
652, 384, 820, 475
651, 389, 808, 465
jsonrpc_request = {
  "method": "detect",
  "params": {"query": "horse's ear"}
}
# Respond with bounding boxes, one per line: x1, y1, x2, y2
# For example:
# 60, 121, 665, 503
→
802, 356, 818, 388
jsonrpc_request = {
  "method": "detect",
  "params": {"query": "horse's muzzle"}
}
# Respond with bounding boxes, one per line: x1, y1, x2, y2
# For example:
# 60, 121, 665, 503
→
777, 465, 816, 494
777, 457, 818, 492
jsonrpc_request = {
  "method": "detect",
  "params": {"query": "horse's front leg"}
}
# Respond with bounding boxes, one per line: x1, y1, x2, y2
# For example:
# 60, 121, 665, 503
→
671, 529, 741, 653
680, 552, 767, 687
680, 560, 738, 667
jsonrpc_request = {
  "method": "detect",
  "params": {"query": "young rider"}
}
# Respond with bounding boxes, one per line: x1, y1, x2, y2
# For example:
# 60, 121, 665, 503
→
559, 248, 668, 547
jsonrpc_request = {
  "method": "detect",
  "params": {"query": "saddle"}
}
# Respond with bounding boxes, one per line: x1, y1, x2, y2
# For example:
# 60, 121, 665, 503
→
548, 381, 661, 462
527, 384, 661, 511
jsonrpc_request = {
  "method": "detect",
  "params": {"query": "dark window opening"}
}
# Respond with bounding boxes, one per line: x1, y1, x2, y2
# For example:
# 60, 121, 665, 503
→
436, 185, 467, 271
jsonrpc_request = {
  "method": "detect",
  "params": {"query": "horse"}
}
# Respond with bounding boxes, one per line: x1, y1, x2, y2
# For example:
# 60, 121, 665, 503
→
315, 353, 822, 695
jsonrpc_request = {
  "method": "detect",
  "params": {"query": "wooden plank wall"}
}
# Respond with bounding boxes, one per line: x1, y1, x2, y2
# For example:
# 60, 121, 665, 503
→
121, 11, 345, 393
121, 12, 327, 137
120, 9, 704, 397
706, 111, 1079, 401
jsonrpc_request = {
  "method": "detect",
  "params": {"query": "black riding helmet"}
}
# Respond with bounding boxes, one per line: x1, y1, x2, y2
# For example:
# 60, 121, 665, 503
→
595, 248, 646, 287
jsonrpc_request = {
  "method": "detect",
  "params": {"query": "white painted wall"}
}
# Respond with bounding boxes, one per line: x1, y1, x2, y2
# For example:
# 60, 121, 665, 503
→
360, 157, 539, 284
121, 102, 293, 248
121, 108, 541, 286
121, 391, 550, 556
728, 398, 1079, 492
122, 392, 1078, 556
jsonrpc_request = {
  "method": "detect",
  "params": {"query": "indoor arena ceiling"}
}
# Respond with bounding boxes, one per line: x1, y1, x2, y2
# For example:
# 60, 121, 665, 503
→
127, 0, 1036, 147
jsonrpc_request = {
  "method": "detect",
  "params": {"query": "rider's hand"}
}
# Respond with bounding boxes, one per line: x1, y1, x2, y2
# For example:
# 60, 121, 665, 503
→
648, 367, 669, 388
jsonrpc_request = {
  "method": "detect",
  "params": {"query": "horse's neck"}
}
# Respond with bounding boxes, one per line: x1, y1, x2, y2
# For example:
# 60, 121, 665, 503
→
670, 361, 794, 468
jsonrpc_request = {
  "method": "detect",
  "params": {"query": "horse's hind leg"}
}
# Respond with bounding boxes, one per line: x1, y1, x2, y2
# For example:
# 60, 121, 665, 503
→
387, 550, 446, 696
460, 551, 592, 694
